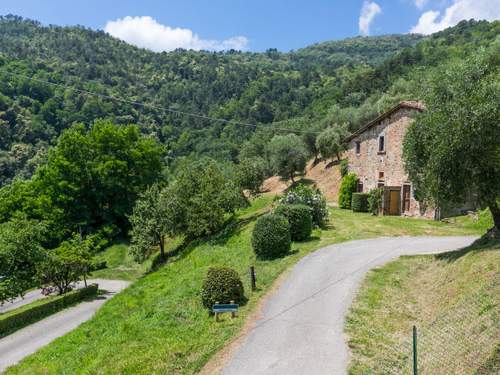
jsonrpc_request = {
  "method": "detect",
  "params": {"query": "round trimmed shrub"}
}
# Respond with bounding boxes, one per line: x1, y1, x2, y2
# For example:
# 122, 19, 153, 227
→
251, 214, 291, 259
351, 193, 370, 212
201, 267, 244, 309
274, 204, 312, 241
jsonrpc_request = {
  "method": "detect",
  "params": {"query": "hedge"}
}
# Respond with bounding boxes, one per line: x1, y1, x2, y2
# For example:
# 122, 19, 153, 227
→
274, 204, 312, 241
201, 267, 244, 309
352, 193, 370, 212
368, 188, 383, 215
0, 284, 98, 337
338, 173, 359, 209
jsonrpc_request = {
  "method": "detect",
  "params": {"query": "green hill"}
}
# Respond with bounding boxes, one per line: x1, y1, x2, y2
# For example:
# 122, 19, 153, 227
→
1, 16, 496, 186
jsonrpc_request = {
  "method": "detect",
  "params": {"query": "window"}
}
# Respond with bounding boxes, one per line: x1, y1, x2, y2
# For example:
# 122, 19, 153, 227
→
355, 141, 361, 154
377, 181, 385, 188
378, 171, 384, 180
357, 182, 363, 192
378, 136, 385, 152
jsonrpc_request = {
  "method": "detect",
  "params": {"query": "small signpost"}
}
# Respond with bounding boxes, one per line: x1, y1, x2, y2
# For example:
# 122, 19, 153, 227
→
212, 301, 239, 322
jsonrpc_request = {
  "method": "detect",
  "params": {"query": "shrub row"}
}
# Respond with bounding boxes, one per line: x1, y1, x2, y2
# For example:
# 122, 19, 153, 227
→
352, 193, 370, 212
339, 173, 359, 209
368, 188, 383, 215
0, 284, 98, 337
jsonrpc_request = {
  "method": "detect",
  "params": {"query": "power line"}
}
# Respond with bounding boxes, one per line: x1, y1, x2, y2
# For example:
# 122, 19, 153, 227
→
0, 67, 322, 135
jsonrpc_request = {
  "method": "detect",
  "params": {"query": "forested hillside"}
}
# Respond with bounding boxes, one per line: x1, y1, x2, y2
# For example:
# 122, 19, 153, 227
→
0, 16, 498, 187
0, 15, 425, 185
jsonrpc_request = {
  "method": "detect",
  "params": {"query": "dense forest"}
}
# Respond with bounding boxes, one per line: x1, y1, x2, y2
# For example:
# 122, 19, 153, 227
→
0, 15, 426, 184
0, 16, 498, 186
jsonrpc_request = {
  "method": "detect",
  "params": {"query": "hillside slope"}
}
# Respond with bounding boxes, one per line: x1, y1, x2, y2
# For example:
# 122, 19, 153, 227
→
262, 159, 342, 202
4, 198, 491, 374
346, 239, 499, 374
0, 15, 424, 184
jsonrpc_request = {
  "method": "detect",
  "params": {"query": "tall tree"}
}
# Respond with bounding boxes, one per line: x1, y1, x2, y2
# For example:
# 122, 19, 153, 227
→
403, 51, 500, 232
28, 120, 165, 238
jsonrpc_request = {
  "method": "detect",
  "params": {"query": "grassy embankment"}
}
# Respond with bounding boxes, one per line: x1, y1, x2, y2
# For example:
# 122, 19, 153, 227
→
5, 196, 492, 374
346, 236, 499, 374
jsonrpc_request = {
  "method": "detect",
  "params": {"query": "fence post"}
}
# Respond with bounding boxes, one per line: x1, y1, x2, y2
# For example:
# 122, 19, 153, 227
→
413, 325, 418, 375
250, 266, 256, 291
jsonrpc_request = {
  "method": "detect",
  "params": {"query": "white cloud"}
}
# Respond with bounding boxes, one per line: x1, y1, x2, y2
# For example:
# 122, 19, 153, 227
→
411, 0, 500, 34
414, 0, 429, 9
359, 1, 382, 36
104, 16, 248, 52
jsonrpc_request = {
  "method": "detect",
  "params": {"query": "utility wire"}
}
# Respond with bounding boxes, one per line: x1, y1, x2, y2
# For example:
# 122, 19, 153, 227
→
0, 67, 322, 135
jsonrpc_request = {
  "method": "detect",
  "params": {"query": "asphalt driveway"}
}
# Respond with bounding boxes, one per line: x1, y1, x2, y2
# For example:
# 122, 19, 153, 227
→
222, 236, 476, 375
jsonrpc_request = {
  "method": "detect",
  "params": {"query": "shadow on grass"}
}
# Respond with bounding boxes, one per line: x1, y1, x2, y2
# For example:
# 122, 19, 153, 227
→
284, 178, 316, 193
435, 236, 499, 262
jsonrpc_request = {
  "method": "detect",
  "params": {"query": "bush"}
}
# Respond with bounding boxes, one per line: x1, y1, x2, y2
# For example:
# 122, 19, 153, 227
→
274, 204, 312, 241
0, 284, 98, 337
339, 173, 359, 209
352, 193, 370, 212
368, 188, 383, 215
201, 267, 244, 309
251, 214, 291, 259
340, 159, 349, 177
278, 185, 329, 227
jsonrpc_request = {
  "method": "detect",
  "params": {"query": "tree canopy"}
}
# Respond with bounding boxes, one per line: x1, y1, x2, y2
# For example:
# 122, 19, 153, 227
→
403, 50, 500, 231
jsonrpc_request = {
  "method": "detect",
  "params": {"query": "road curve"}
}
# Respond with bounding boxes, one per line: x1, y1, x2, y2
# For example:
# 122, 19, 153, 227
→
0, 279, 130, 372
222, 236, 476, 375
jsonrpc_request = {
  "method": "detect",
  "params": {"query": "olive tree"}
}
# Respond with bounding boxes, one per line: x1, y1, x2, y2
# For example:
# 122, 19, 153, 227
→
315, 123, 349, 161
267, 134, 308, 182
403, 51, 500, 232
235, 157, 267, 196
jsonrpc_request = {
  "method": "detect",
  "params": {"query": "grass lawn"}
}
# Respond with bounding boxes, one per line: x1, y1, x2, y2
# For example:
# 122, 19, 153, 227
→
91, 243, 154, 281
346, 238, 499, 374
5, 196, 493, 374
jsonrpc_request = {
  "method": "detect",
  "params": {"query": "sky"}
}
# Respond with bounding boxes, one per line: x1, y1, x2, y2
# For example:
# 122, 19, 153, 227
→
1, 0, 499, 52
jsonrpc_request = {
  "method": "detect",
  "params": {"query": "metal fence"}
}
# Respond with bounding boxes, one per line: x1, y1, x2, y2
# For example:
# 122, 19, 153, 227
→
354, 278, 499, 374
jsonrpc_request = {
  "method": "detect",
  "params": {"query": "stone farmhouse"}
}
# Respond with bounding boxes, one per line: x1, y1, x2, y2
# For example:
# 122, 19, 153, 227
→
344, 101, 434, 218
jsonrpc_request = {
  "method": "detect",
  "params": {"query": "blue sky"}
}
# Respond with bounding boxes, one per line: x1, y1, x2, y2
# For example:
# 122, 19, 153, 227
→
1, 0, 498, 51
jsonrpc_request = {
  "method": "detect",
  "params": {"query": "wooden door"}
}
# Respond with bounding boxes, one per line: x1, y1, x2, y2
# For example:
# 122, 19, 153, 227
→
389, 189, 400, 215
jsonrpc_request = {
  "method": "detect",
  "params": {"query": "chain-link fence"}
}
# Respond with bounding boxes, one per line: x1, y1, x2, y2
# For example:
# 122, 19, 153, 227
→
354, 278, 499, 374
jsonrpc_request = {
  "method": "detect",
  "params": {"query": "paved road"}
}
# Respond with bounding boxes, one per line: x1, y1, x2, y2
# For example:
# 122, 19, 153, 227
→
222, 236, 476, 375
0, 279, 130, 372
0, 279, 103, 314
